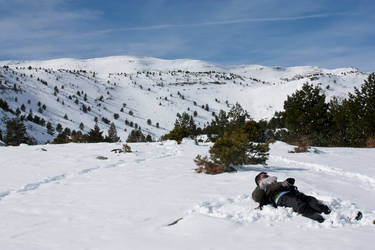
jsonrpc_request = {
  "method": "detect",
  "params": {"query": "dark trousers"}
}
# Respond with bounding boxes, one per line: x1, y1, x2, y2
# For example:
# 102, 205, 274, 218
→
277, 191, 326, 222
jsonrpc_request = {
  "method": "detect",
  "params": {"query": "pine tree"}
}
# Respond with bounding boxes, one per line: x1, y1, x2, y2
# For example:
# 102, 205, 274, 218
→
126, 129, 147, 142
87, 124, 105, 143
209, 130, 269, 169
343, 73, 375, 146
282, 83, 331, 145
56, 123, 63, 133
167, 112, 197, 143
27, 109, 33, 121
227, 103, 249, 131
4, 118, 29, 146
106, 122, 120, 142
79, 122, 85, 131
46, 122, 55, 135
146, 134, 153, 142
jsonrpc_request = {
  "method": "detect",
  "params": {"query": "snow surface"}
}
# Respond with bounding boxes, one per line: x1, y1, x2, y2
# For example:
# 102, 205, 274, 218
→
0, 140, 374, 250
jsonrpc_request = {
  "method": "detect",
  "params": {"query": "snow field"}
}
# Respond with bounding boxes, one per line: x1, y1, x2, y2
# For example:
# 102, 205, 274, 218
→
0, 140, 374, 249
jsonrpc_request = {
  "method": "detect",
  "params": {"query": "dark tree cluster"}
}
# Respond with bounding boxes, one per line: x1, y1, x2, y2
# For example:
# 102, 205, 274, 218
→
53, 123, 121, 144
272, 73, 375, 147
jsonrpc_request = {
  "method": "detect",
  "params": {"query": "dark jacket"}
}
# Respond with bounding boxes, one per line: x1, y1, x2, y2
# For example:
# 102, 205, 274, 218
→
252, 178, 295, 208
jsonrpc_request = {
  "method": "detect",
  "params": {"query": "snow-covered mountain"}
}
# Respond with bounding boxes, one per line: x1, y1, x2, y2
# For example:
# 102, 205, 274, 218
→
0, 56, 369, 143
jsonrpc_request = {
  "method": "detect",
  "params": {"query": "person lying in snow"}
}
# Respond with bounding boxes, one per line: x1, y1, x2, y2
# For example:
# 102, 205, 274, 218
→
252, 172, 331, 223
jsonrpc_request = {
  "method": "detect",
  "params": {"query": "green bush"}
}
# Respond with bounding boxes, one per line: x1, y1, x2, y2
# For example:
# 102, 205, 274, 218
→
209, 130, 269, 168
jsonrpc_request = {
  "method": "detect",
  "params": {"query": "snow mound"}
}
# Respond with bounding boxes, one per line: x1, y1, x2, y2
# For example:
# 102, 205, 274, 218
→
189, 194, 375, 228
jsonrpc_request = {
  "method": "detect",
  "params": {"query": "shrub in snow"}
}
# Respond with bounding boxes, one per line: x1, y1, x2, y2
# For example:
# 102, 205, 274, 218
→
288, 137, 311, 153
195, 130, 269, 174
102, 117, 110, 124
209, 130, 269, 167
194, 155, 235, 174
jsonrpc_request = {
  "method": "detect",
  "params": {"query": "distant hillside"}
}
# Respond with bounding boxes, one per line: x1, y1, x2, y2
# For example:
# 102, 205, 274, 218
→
0, 56, 369, 144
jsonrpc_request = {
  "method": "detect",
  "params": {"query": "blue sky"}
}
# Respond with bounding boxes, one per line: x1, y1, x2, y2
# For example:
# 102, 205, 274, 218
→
0, 0, 374, 71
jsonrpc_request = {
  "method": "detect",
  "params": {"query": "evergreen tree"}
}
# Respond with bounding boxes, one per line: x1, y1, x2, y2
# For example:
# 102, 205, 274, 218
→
167, 112, 197, 143
53, 130, 71, 144
82, 104, 87, 113
146, 134, 153, 142
79, 122, 85, 131
227, 103, 250, 131
126, 129, 147, 142
87, 124, 105, 143
56, 123, 63, 133
4, 118, 29, 146
242, 120, 267, 143
46, 122, 55, 135
282, 83, 331, 145
106, 122, 120, 142
328, 97, 350, 146
209, 130, 269, 169
341, 73, 375, 146
27, 109, 33, 121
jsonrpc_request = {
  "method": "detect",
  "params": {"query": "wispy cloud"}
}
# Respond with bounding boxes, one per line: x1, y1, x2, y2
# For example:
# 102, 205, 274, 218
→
102, 12, 353, 32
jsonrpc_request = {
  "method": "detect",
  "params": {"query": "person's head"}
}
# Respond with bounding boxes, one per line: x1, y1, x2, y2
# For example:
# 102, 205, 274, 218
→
255, 172, 269, 186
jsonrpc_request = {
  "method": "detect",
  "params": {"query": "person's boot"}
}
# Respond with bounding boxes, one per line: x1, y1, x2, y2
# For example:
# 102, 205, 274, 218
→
303, 207, 325, 223
322, 205, 331, 215
309, 212, 325, 223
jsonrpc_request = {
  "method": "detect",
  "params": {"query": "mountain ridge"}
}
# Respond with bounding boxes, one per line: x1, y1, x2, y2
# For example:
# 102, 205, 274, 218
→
0, 55, 369, 144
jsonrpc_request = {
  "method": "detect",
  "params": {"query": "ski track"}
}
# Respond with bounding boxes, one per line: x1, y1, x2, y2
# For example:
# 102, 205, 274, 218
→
0, 159, 123, 201
270, 155, 375, 191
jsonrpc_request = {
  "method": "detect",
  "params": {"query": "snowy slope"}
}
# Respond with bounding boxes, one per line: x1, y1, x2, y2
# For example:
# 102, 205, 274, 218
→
0, 140, 374, 250
0, 56, 369, 143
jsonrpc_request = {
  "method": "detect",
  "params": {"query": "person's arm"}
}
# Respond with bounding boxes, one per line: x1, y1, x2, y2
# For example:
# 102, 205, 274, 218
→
282, 178, 297, 191
252, 186, 269, 209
